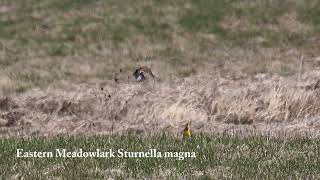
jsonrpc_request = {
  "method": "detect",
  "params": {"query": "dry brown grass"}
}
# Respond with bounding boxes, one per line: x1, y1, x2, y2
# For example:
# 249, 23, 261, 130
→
1, 69, 320, 137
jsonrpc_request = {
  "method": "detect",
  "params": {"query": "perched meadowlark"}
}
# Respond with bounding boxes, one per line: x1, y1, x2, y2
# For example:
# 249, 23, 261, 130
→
183, 123, 192, 138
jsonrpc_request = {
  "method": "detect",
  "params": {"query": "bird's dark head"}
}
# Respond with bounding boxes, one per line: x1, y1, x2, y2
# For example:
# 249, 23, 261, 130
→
133, 69, 145, 82
133, 69, 140, 77
184, 123, 190, 130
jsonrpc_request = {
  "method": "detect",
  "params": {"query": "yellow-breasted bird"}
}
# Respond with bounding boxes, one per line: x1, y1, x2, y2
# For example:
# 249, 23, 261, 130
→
183, 123, 192, 138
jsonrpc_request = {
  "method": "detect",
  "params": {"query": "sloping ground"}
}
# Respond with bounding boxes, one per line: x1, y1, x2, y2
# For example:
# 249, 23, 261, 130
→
1, 71, 320, 138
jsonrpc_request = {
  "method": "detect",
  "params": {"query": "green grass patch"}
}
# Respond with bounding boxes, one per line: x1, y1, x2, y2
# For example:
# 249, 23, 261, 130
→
298, 0, 320, 27
0, 134, 319, 179
234, 0, 289, 24
122, 17, 171, 42
179, 0, 313, 46
47, 0, 99, 11
110, 24, 131, 43
179, 0, 230, 35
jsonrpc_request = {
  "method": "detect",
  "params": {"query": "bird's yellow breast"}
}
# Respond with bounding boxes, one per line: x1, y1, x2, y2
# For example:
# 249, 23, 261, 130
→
183, 129, 192, 137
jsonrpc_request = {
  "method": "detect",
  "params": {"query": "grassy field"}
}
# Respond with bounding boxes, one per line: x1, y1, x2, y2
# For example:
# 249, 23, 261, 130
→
1, 0, 320, 94
1, 134, 320, 179
1, 0, 320, 178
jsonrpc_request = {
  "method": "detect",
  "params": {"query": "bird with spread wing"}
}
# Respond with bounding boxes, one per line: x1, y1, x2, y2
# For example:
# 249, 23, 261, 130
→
133, 66, 159, 82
